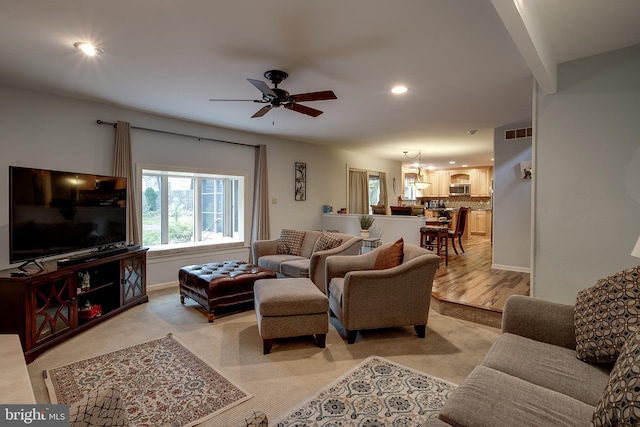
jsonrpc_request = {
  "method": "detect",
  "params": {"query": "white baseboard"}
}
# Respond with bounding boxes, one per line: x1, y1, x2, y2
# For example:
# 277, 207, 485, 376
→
491, 264, 531, 273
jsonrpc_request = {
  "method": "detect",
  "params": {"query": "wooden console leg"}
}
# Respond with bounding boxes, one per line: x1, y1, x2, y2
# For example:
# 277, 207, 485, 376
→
414, 325, 426, 338
207, 312, 215, 323
315, 334, 327, 348
180, 295, 185, 304
346, 330, 358, 344
263, 339, 274, 355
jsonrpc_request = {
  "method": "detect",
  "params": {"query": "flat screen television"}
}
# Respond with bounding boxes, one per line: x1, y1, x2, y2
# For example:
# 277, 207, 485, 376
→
9, 166, 127, 267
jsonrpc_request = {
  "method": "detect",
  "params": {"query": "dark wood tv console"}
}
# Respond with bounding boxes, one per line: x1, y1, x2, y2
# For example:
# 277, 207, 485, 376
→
0, 247, 148, 363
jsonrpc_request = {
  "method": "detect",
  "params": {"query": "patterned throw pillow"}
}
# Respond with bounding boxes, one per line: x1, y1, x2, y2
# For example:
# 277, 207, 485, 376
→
374, 238, 404, 270
69, 388, 129, 427
276, 229, 305, 256
237, 410, 268, 427
574, 266, 640, 363
592, 328, 640, 426
312, 231, 343, 253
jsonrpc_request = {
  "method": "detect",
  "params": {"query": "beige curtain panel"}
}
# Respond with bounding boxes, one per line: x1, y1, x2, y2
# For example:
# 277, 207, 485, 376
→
348, 169, 369, 214
113, 121, 140, 245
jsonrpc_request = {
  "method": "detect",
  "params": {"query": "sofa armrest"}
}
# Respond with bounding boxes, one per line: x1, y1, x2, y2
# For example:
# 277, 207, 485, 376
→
251, 239, 278, 263
501, 295, 576, 350
309, 237, 363, 293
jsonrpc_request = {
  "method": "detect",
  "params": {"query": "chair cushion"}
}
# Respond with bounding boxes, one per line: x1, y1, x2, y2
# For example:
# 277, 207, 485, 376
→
592, 327, 640, 426
313, 231, 343, 253
328, 277, 345, 307
574, 266, 640, 363
374, 238, 404, 270
277, 229, 306, 256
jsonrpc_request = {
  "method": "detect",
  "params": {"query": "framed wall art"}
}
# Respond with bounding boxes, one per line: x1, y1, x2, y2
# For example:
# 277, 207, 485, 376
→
295, 161, 306, 201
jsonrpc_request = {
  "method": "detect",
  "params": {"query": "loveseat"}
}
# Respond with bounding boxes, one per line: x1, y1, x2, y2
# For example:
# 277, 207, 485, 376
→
252, 229, 362, 292
427, 267, 640, 427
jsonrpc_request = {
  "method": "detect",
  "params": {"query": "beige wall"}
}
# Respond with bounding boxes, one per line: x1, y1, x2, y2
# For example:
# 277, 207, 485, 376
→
532, 45, 640, 304
0, 84, 401, 284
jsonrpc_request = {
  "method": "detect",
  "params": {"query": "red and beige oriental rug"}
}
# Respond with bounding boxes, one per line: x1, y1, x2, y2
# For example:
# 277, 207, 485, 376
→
45, 333, 251, 427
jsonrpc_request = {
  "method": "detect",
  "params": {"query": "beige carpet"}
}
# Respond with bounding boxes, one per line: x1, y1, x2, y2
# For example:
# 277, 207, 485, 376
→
27, 285, 500, 427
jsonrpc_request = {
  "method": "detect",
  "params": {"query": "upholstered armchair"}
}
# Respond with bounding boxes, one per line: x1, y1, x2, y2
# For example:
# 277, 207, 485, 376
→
325, 240, 440, 344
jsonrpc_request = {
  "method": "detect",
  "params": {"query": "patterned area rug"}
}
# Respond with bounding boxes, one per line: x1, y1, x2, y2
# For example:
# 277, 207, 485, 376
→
275, 356, 456, 426
45, 334, 251, 427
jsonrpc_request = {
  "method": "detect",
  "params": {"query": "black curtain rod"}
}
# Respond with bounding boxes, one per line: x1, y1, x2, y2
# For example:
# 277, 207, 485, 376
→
96, 120, 257, 148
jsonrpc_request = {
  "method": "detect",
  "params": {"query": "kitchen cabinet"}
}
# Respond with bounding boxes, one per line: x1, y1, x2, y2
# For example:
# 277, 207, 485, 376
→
420, 171, 438, 197
450, 172, 470, 184
423, 171, 450, 197
469, 210, 492, 235
437, 171, 451, 197
470, 168, 492, 197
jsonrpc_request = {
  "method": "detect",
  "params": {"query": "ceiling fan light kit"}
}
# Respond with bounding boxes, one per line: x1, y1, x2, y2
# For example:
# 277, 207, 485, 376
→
210, 70, 337, 118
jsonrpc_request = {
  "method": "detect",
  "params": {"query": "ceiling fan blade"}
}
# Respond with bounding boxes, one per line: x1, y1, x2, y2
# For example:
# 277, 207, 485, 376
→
209, 99, 262, 102
248, 79, 276, 98
285, 103, 324, 117
290, 90, 337, 103
251, 105, 273, 118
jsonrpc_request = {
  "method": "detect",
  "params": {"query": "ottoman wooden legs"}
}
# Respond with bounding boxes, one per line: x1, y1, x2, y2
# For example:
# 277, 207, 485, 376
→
254, 278, 329, 354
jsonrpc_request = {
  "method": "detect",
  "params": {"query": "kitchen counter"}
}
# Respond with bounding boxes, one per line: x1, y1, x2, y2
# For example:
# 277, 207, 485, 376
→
321, 214, 428, 246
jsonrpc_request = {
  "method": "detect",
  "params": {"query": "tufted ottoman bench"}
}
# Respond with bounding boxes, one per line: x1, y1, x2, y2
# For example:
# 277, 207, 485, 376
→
253, 278, 329, 354
179, 261, 277, 322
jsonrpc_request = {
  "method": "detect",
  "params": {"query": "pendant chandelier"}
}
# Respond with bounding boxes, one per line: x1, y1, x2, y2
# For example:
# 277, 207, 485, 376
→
403, 150, 431, 190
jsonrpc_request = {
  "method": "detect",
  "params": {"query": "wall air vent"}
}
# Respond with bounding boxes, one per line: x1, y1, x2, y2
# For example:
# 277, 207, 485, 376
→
504, 127, 532, 140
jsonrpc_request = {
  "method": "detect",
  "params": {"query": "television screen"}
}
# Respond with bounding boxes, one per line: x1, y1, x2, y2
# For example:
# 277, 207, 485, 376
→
9, 166, 127, 264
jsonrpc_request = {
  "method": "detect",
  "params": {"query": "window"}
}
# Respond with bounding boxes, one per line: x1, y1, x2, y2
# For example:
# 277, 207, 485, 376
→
368, 174, 380, 206
404, 172, 417, 200
141, 168, 244, 248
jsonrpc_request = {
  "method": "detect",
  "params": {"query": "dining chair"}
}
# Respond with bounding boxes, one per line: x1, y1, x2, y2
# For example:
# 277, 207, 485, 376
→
449, 207, 469, 255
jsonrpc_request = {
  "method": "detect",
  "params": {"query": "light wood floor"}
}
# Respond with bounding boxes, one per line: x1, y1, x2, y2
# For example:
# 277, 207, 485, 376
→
429, 234, 530, 327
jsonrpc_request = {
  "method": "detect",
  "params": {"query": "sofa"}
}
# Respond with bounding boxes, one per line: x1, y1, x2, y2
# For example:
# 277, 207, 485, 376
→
252, 229, 362, 293
427, 278, 640, 427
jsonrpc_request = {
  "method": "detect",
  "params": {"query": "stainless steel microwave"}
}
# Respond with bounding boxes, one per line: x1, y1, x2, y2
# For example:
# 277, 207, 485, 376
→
449, 183, 470, 196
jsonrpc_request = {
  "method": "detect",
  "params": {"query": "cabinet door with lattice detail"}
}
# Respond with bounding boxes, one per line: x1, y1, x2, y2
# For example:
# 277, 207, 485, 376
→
120, 254, 146, 305
30, 274, 74, 346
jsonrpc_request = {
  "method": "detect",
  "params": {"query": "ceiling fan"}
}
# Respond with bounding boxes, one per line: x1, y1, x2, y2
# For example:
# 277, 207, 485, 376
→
209, 70, 337, 118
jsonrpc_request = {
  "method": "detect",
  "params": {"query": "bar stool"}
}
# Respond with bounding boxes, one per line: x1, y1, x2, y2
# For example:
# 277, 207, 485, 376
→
420, 226, 448, 266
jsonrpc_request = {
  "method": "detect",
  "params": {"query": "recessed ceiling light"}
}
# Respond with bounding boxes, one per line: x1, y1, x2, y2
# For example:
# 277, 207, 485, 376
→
74, 42, 104, 56
462, 164, 468, 167
391, 86, 408, 94
449, 161, 456, 164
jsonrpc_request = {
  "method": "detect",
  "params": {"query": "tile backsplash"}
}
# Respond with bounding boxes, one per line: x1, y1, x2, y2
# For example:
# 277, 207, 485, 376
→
415, 196, 492, 210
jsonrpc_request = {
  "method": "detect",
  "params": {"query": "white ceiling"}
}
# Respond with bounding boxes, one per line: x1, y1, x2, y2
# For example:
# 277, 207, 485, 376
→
1, 1, 639, 169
